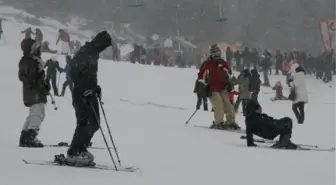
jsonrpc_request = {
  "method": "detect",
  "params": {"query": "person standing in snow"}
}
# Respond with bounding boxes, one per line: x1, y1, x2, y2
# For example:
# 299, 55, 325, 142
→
233, 69, 251, 116
65, 31, 113, 166
21, 27, 34, 39
35, 28, 43, 44
45, 56, 64, 96
193, 79, 209, 111
289, 66, 308, 124
56, 29, 71, 55
60, 55, 73, 96
260, 50, 272, 86
249, 69, 261, 102
0, 19, 3, 40
18, 38, 50, 147
197, 44, 239, 130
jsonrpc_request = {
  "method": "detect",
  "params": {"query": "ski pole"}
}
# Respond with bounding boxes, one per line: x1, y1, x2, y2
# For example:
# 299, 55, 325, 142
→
57, 73, 61, 92
185, 109, 198, 125
49, 94, 58, 110
97, 96, 121, 166
90, 101, 118, 171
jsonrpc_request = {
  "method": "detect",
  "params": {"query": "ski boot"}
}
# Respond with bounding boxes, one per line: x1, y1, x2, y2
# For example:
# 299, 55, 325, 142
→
226, 122, 241, 130
65, 149, 95, 167
19, 129, 43, 147
210, 122, 230, 130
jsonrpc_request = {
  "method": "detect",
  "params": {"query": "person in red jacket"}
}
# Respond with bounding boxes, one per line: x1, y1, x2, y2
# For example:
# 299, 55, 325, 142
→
56, 29, 71, 55
197, 44, 240, 130
21, 27, 34, 39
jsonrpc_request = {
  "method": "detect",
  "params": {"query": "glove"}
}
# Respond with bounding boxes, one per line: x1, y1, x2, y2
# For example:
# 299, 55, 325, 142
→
82, 85, 102, 98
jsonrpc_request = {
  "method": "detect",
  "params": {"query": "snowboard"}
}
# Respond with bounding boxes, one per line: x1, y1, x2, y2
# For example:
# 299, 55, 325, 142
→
194, 125, 246, 134
22, 159, 138, 172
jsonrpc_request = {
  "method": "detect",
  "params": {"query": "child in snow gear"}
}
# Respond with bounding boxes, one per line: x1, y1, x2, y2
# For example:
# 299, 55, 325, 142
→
18, 38, 50, 148
193, 79, 208, 111
290, 66, 308, 124
234, 69, 251, 116
245, 100, 298, 149
45, 56, 64, 96
198, 44, 239, 130
66, 31, 112, 166
60, 55, 73, 96
250, 69, 261, 102
271, 81, 288, 101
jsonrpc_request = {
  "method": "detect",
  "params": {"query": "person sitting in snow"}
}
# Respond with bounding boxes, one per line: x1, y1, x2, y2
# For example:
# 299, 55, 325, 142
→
41, 41, 58, 54
245, 100, 298, 149
270, 81, 288, 101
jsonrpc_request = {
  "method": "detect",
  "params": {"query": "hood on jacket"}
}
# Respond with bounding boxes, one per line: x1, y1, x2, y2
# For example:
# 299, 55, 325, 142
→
21, 38, 41, 56
90, 31, 112, 53
245, 100, 262, 116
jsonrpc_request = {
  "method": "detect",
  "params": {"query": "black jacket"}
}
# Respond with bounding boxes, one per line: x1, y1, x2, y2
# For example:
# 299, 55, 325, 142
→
70, 31, 112, 93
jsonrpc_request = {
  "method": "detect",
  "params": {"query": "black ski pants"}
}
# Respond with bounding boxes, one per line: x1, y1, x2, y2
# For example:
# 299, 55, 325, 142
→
196, 94, 208, 111
67, 88, 100, 156
292, 102, 305, 124
46, 74, 58, 96
61, 78, 73, 96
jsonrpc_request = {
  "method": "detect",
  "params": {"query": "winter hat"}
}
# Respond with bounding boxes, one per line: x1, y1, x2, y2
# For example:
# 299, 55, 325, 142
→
91, 30, 112, 53
209, 44, 222, 59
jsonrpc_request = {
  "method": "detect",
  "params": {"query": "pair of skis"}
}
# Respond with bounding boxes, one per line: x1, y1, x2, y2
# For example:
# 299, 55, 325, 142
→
22, 159, 138, 172
239, 135, 335, 151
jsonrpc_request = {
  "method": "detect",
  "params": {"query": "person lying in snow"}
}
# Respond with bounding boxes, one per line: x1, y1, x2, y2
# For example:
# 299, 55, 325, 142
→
244, 100, 298, 149
270, 81, 288, 101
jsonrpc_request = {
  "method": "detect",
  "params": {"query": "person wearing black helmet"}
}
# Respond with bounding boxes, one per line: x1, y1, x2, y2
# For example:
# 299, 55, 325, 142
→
245, 100, 298, 149
18, 38, 50, 147
60, 31, 113, 166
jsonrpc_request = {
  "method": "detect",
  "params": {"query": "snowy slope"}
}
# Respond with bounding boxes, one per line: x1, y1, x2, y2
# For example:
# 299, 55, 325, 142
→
0, 11, 335, 185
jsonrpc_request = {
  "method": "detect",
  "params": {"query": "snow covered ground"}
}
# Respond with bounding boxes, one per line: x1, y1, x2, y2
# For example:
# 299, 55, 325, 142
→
0, 6, 335, 185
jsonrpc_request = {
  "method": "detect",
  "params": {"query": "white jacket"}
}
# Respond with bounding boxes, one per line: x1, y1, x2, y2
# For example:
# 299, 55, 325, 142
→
290, 72, 308, 104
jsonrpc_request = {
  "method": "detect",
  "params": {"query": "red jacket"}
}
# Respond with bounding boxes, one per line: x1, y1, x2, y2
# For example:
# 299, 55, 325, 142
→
198, 57, 232, 92
229, 90, 239, 102
56, 29, 70, 44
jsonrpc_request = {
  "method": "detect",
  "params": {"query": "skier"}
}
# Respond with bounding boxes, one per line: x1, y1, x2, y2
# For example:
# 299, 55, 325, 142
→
0, 18, 3, 40
193, 79, 209, 111
18, 38, 50, 147
245, 100, 298, 149
60, 55, 73, 96
21, 27, 34, 39
271, 81, 288, 101
56, 29, 71, 55
250, 69, 261, 102
45, 56, 64, 96
64, 31, 113, 166
197, 44, 239, 130
289, 66, 308, 124
35, 28, 43, 44
260, 50, 272, 86
233, 69, 251, 116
